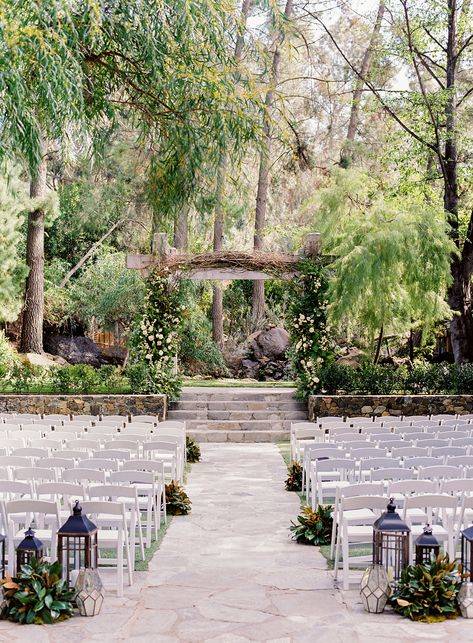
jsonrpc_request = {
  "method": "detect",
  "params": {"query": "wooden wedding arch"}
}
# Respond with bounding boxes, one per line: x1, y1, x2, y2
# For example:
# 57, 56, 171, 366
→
126, 232, 322, 280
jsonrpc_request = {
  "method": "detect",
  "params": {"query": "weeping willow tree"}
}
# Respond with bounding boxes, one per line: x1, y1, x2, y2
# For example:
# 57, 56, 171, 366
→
314, 169, 456, 360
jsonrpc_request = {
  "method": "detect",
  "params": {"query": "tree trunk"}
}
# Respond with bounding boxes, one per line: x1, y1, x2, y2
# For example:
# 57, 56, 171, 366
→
443, 0, 473, 362
373, 325, 384, 364
252, 0, 294, 327
340, 0, 385, 166
212, 0, 252, 347
173, 204, 189, 251
20, 151, 48, 354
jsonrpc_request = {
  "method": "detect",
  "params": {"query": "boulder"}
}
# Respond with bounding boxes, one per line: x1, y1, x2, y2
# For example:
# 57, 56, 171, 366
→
43, 335, 102, 367
240, 359, 260, 380
18, 352, 62, 369
251, 327, 290, 361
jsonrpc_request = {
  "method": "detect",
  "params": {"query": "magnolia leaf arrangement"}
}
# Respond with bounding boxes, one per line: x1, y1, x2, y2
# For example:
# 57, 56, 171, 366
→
0, 558, 74, 625
285, 461, 302, 492
289, 504, 333, 545
390, 554, 463, 622
165, 480, 192, 515
186, 437, 201, 463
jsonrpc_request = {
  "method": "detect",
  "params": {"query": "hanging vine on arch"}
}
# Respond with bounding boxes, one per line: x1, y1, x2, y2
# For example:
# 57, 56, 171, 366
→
288, 258, 334, 399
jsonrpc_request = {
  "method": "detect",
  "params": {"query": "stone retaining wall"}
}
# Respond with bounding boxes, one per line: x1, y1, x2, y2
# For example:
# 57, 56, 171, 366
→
0, 394, 167, 419
308, 394, 473, 419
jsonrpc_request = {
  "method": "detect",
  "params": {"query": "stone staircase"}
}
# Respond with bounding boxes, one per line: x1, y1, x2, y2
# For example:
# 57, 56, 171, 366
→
167, 386, 307, 442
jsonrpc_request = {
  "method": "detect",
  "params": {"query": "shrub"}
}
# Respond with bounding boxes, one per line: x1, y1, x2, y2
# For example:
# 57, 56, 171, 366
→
390, 555, 462, 622
165, 480, 192, 515
289, 504, 333, 545
0, 331, 19, 368
0, 558, 74, 625
285, 461, 303, 491
125, 362, 182, 400
49, 364, 100, 394
186, 437, 201, 463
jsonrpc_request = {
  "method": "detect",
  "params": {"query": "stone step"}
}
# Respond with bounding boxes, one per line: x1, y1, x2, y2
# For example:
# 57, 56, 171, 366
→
168, 409, 307, 421
184, 419, 294, 431
171, 399, 306, 412
188, 429, 289, 443
180, 387, 297, 402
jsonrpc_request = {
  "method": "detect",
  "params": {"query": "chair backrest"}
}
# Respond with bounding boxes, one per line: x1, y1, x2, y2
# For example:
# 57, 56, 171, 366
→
130, 415, 158, 425
361, 426, 391, 435
317, 416, 345, 425
438, 431, 469, 440
440, 478, 473, 495
350, 447, 386, 459
340, 494, 388, 513
88, 484, 138, 501
36, 457, 76, 471
104, 440, 140, 454
446, 455, 473, 467
335, 482, 384, 503
404, 415, 430, 423
403, 493, 458, 512
418, 465, 463, 480
93, 449, 131, 461
388, 479, 436, 495
380, 418, 406, 428
327, 426, 359, 436
100, 415, 127, 423
88, 425, 120, 435
0, 455, 33, 468
36, 481, 86, 503
52, 425, 79, 434
404, 456, 443, 469
43, 414, 70, 422
391, 446, 429, 458
340, 440, 370, 451
77, 459, 119, 471
13, 467, 57, 482
155, 421, 185, 430
0, 480, 33, 498
72, 414, 98, 423
64, 439, 97, 451
383, 440, 415, 450
417, 438, 450, 448
122, 459, 165, 478
371, 468, 415, 482
371, 433, 403, 442
121, 425, 153, 436
143, 441, 178, 455
348, 417, 374, 426
60, 450, 89, 460
6, 498, 59, 518
62, 468, 107, 484
431, 446, 468, 458
30, 437, 64, 449
451, 437, 473, 447
313, 458, 357, 473
408, 432, 430, 442
80, 500, 125, 521
12, 447, 49, 459
359, 457, 393, 471
305, 446, 341, 462
110, 470, 154, 485
412, 419, 441, 428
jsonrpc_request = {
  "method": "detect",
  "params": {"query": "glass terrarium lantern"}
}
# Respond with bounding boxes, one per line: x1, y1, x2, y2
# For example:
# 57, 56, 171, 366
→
461, 525, 473, 582
16, 527, 44, 572
372, 498, 410, 584
415, 524, 440, 566
75, 568, 105, 617
57, 501, 98, 588
360, 564, 391, 613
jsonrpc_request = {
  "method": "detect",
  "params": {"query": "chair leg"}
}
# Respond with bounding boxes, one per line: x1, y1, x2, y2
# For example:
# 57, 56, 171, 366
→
117, 534, 124, 597
330, 508, 338, 559
342, 525, 350, 591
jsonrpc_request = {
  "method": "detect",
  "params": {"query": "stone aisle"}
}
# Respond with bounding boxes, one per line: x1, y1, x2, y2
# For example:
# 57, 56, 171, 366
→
2, 444, 473, 642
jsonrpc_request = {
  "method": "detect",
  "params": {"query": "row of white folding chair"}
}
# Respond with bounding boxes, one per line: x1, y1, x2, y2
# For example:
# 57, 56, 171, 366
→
333, 491, 457, 589
3, 497, 133, 596
0, 471, 163, 553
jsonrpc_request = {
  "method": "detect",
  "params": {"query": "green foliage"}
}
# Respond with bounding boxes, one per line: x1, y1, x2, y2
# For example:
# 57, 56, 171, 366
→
313, 168, 455, 347
49, 364, 119, 395
302, 361, 473, 397
390, 555, 462, 622
165, 481, 192, 516
288, 259, 334, 398
0, 164, 30, 321
125, 362, 182, 400
179, 284, 226, 376
289, 505, 333, 545
70, 251, 145, 330
285, 461, 302, 492
0, 330, 19, 370
0, 557, 74, 625
186, 437, 201, 463
129, 268, 184, 399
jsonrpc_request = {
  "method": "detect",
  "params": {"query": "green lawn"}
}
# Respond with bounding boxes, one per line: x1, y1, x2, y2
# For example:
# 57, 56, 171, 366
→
182, 378, 296, 388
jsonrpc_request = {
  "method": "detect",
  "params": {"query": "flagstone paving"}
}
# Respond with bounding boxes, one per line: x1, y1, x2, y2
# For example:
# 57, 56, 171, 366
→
1, 443, 473, 641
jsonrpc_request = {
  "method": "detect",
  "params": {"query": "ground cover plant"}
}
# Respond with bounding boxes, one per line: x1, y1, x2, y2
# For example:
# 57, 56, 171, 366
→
289, 504, 333, 545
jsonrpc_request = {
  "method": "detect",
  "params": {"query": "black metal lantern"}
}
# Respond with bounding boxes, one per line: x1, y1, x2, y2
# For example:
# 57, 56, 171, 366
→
415, 524, 440, 566
16, 527, 44, 572
461, 525, 473, 581
57, 501, 98, 588
373, 498, 410, 584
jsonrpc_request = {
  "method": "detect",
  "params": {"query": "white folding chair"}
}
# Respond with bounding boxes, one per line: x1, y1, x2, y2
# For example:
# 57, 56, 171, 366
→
110, 470, 159, 547
130, 415, 158, 425
310, 458, 357, 508
6, 499, 60, 574
80, 500, 133, 597
88, 485, 145, 566
62, 468, 106, 486
303, 446, 341, 498
122, 460, 167, 526
143, 441, 180, 481
402, 494, 457, 559
334, 495, 388, 589
418, 465, 463, 481
391, 446, 429, 459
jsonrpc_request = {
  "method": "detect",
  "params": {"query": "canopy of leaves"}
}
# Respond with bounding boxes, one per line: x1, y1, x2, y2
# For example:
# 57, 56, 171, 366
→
313, 168, 455, 344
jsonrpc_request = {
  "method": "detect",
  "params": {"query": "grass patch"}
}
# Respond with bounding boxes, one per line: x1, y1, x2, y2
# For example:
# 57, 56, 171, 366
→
135, 517, 173, 571
182, 378, 295, 388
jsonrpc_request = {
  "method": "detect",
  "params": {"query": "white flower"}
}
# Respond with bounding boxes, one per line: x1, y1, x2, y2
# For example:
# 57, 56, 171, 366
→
148, 335, 154, 341
158, 350, 164, 356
